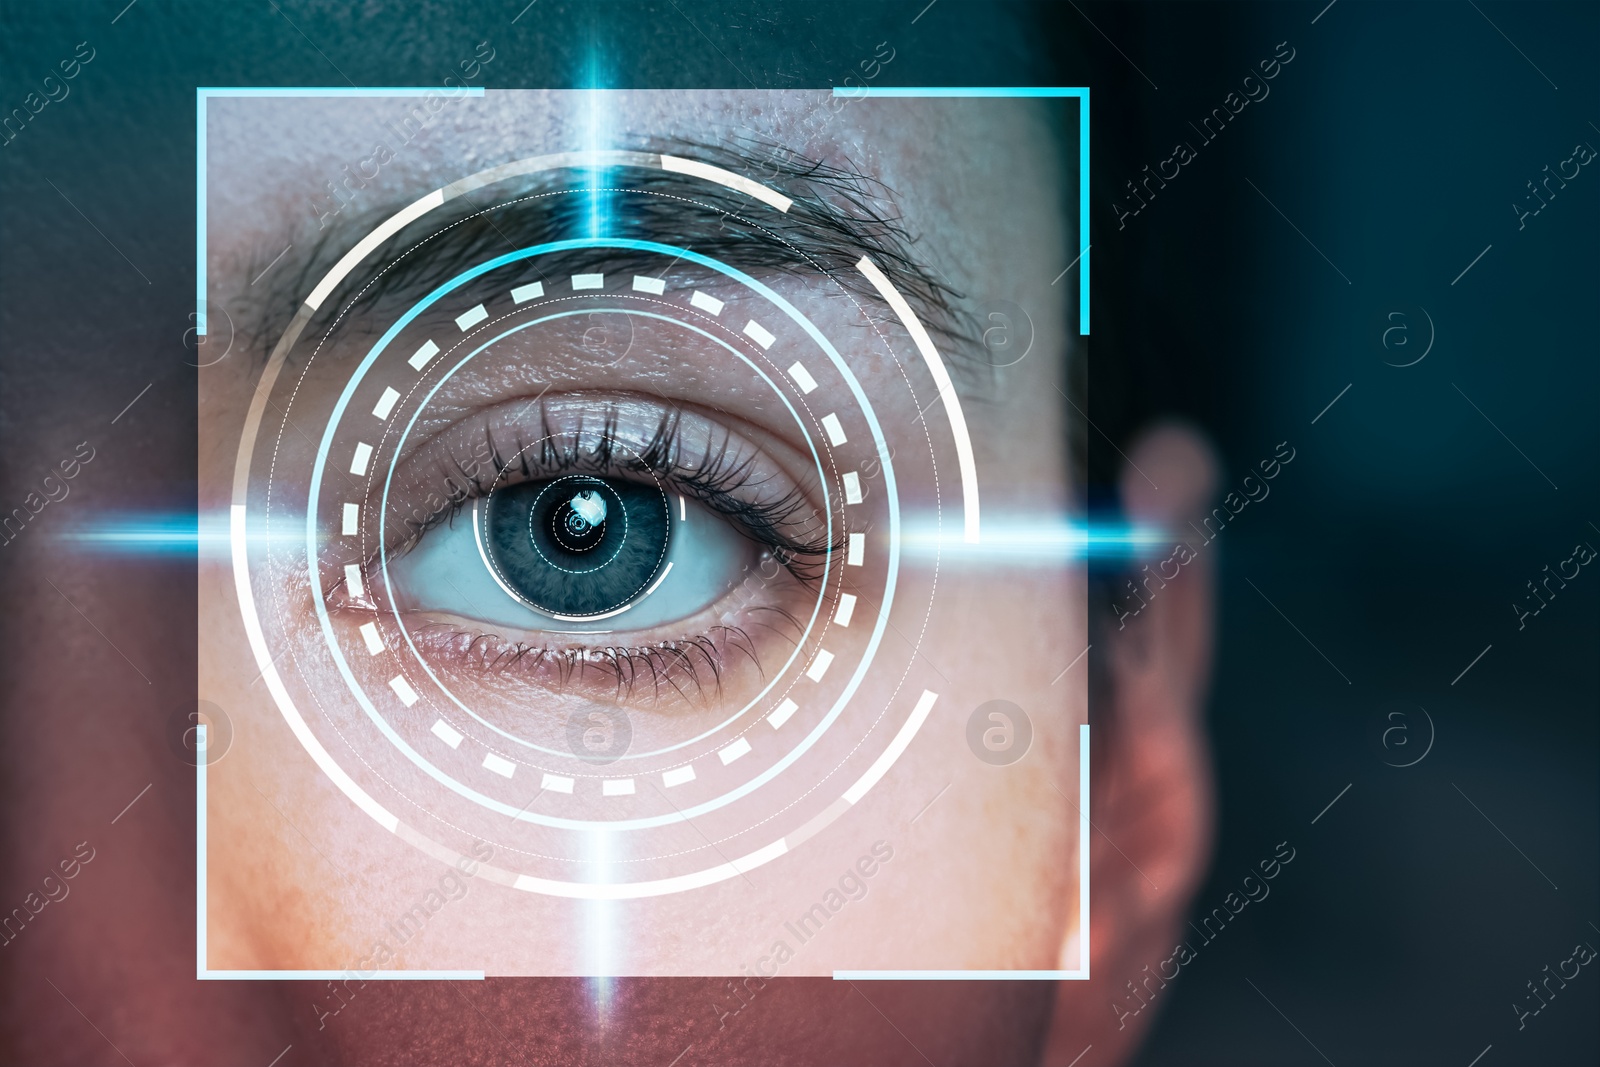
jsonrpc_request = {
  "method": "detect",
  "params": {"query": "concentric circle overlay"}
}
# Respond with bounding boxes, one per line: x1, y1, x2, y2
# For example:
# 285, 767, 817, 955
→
228, 150, 975, 896
310, 242, 885, 835
379, 305, 834, 763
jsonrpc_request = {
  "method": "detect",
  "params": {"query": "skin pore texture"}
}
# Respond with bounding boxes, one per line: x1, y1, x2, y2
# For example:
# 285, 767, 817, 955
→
4, 85, 1215, 1067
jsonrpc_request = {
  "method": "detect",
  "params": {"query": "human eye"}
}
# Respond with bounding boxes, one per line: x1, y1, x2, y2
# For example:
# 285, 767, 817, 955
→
348, 391, 835, 708
225, 140, 976, 901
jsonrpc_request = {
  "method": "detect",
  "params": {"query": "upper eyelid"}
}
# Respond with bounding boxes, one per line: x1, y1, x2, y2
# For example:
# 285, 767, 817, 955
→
371, 397, 835, 567
237, 138, 978, 371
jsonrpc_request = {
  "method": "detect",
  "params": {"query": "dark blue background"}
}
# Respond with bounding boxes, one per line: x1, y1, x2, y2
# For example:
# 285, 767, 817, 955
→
1080, 5, 1599, 1065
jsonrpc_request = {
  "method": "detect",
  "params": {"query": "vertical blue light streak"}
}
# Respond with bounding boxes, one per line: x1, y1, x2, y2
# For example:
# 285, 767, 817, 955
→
584, 827, 617, 1011
581, 55, 613, 239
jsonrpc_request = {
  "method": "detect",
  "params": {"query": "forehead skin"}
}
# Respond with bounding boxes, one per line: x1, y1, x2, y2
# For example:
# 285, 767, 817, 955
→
210, 89, 1066, 315
199, 90, 1079, 1065
206, 90, 1074, 514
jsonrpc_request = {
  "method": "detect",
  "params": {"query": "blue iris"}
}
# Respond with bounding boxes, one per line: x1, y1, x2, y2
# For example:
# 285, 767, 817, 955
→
483, 475, 670, 617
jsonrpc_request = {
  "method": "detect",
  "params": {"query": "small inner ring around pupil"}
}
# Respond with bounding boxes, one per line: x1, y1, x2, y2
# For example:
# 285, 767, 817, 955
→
550, 489, 608, 553
485, 472, 669, 617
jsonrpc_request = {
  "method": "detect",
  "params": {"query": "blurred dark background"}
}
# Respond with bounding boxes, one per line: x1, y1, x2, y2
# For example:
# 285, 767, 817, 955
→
1079, 4, 1599, 1065
2, 2, 1595, 1065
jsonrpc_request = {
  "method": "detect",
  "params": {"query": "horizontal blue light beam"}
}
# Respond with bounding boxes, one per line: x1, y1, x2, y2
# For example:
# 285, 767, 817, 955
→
899, 518, 1167, 562
59, 513, 1162, 564
55, 512, 273, 558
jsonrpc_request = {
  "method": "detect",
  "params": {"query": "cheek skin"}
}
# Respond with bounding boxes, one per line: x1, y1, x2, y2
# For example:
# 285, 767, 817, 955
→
200, 360, 1084, 973
201, 558, 1085, 973
882, 567, 1085, 970
201, 448, 1085, 970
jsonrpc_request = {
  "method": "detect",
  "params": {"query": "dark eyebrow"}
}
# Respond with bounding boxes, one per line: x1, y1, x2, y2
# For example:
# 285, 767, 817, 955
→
236, 137, 980, 373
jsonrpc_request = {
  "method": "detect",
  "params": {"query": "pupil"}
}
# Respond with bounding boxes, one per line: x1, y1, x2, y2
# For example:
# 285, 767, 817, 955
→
551, 487, 609, 554
483, 474, 670, 618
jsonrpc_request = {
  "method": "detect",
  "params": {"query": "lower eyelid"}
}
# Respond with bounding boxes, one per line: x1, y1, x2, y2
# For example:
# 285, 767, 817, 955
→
344, 575, 810, 711
331, 403, 835, 668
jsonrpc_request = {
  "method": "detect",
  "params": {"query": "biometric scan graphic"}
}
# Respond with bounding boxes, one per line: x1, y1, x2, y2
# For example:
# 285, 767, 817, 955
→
201, 90, 1091, 977
11, 3, 1600, 1063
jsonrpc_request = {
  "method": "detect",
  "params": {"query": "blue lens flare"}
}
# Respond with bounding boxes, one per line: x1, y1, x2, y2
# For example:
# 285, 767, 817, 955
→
54, 511, 295, 558
57, 513, 1168, 564
898, 516, 1169, 564
55, 512, 214, 556
580, 73, 613, 238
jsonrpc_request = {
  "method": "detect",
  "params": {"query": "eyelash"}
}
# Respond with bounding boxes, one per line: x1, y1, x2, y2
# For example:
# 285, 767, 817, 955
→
408, 621, 772, 705
364, 402, 836, 702
395, 404, 838, 582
